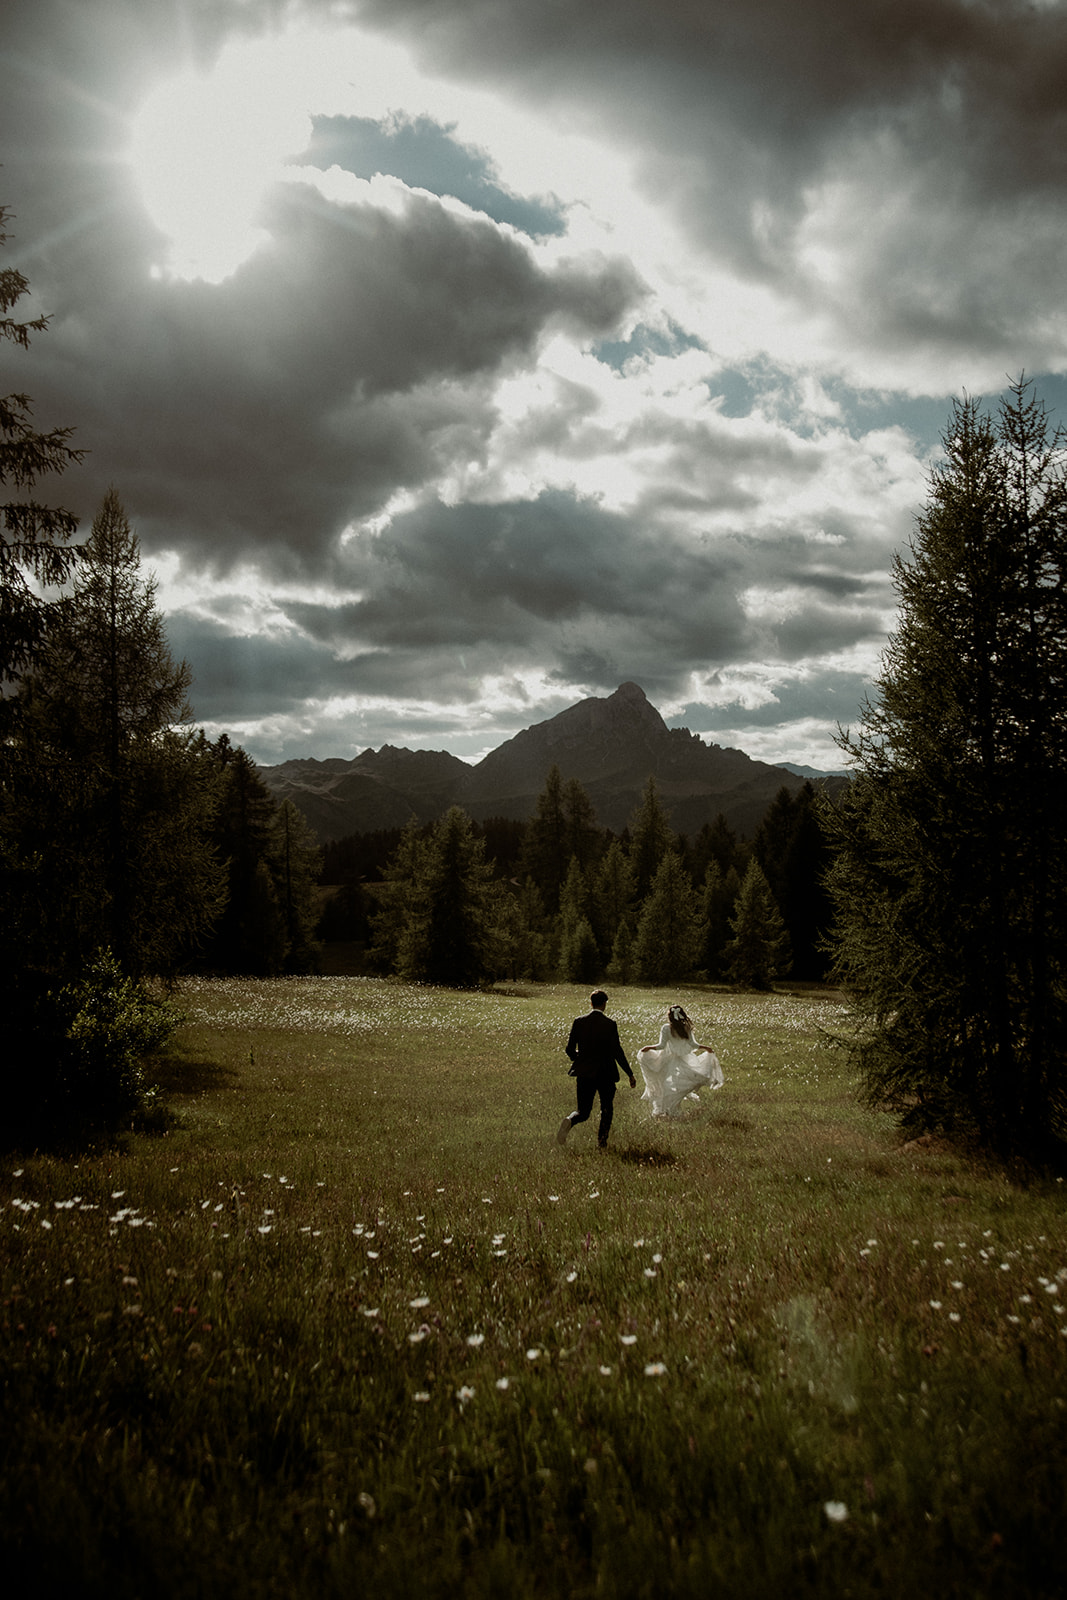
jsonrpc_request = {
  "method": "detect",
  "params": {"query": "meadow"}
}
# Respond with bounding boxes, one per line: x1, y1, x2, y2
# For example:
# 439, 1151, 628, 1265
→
2, 976, 1066, 1598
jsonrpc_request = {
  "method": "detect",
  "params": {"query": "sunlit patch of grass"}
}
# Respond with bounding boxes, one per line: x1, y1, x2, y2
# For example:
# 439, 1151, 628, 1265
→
2, 978, 1066, 1597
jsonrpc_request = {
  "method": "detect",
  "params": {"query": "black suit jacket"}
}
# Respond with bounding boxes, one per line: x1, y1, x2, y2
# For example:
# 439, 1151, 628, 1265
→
565, 1008, 631, 1081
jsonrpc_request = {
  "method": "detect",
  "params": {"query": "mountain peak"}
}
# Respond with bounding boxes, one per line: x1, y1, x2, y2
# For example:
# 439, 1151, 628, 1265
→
258, 682, 841, 841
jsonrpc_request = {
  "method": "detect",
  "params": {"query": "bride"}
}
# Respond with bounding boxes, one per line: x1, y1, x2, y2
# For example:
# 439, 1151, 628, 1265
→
636, 1004, 723, 1117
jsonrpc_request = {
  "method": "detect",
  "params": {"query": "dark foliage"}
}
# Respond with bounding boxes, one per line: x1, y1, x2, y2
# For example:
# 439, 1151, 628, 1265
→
320, 827, 406, 885
826, 382, 1067, 1160
1, 203, 85, 718
198, 740, 320, 976
724, 858, 792, 989
755, 782, 834, 979
376, 806, 503, 986
6, 490, 224, 980
323, 765, 838, 989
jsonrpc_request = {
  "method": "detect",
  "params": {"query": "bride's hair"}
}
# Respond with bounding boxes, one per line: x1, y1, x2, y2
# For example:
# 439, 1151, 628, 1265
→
667, 1005, 693, 1040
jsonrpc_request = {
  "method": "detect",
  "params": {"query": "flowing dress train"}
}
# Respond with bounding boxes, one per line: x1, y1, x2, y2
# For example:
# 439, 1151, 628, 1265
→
636, 1023, 723, 1117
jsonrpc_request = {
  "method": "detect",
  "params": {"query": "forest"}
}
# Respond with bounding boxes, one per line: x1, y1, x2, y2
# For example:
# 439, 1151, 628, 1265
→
318, 769, 822, 993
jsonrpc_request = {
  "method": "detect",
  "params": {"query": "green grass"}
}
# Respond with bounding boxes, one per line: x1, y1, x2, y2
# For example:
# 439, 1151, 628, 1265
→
3, 977, 1066, 1598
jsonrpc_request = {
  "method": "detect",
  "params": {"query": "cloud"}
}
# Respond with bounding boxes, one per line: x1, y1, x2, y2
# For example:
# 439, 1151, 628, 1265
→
5, 0, 1065, 772
347, 0, 1067, 385
19, 174, 642, 574
226, 472, 897, 716
301, 112, 567, 237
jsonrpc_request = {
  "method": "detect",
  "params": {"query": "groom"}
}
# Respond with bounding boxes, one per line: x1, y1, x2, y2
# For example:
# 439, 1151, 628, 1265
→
556, 989, 636, 1150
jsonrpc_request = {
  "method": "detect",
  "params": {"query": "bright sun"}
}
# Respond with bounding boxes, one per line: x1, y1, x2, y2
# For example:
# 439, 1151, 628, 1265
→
126, 23, 629, 290
128, 38, 318, 283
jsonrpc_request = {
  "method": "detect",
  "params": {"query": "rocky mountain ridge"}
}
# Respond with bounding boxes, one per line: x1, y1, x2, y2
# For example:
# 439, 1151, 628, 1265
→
259, 682, 845, 841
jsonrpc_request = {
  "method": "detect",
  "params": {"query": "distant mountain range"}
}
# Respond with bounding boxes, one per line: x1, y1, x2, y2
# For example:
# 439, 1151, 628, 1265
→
258, 681, 848, 842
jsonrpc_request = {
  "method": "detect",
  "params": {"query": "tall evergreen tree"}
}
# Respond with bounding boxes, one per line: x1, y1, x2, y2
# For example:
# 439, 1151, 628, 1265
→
396, 806, 501, 986
826, 383, 1067, 1157
511, 875, 553, 981
202, 740, 287, 975
724, 859, 791, 989
592, 838, 636, 962
368, 820, 430, 974
268, 799, 323, 974
632, 850, 706, 985
628, 775, 674, 901
558, 854, 592, 930
520, 764, 569, 914
557, 855, 600, 981
1, 204, 84, 719
700, 860, 741, 979
558, 914, 601, 983
755, 782, 833, 980
561, 777, 604, 872
605, 919, 636, 986
1, 204, 87, 1056
9, 490, 224, 978
690, 812, 745, 884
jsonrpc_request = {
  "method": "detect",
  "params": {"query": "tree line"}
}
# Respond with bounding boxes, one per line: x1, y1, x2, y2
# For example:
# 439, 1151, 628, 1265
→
320, 768, 829, 992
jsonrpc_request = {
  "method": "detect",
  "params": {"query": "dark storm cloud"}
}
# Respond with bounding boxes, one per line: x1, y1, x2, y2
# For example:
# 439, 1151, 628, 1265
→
348, 0, 1067, 206
346, 0, 1067, 368
264, 489, 887, 714
170, 613, 339, 721
13, 175, 642, 571
293, 491, 746, 643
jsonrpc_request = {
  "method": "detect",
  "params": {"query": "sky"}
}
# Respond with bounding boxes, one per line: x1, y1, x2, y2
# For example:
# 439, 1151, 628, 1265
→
4, 0, 1067, 771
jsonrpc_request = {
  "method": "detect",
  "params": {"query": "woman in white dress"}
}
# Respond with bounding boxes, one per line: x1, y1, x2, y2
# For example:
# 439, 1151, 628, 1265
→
636, 1004, 723, 1117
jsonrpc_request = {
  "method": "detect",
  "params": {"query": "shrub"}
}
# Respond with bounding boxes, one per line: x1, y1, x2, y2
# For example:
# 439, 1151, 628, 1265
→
53, 950, 178, 1122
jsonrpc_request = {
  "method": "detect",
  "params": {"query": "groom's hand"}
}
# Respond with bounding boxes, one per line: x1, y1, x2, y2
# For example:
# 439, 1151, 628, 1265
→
627, 1073, 637, 1089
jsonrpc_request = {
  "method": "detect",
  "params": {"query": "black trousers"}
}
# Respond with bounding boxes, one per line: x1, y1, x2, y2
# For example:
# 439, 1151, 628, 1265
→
570, 1074, 616, 1144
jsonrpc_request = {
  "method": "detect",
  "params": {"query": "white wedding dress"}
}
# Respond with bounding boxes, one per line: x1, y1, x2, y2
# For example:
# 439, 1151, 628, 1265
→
637, 1023, 723, 1117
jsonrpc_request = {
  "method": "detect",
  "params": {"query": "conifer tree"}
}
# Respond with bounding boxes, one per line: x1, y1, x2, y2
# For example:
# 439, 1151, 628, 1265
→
368, 820, 429, 974
10, 490, 224, 977
557, 856, 601, 981
520, 764, 569, 913
558, 855, 592, 930
724, 859, 791, 989
700, 860, 741, 979
1, 205, 87, 1048
202, 741, 288, 975
1, 204, 84, 715
559, 915, 601, 983
561, 776, 604, 871
755, 782, 833, 980
633, 850, 705, 984
512, 875, 552, 980
592, 838, 636, 962
628, 775, 674, 900
690, 812, 744, 883
396, 806, 500, 986
606, 919, 635, 985
268, 799, 323, 974
826, 383, 1067, 1157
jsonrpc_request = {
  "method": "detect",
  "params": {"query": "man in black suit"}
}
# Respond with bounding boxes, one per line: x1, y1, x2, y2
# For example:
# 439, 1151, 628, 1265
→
557, 989, 636, 1150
